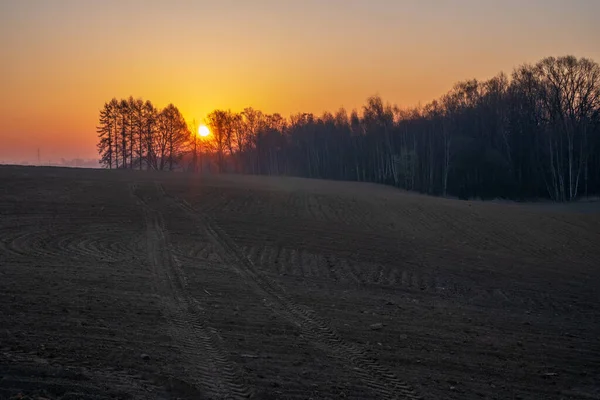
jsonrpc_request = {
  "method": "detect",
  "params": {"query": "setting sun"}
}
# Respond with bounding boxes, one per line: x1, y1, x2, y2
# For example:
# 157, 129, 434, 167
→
198, 125, 210, 137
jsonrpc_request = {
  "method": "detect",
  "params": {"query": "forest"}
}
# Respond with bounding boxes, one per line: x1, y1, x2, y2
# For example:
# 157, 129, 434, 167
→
97, 55, 600, 201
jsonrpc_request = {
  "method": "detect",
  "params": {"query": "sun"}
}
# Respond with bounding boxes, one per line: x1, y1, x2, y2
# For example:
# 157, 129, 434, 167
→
198, 125, 210, 137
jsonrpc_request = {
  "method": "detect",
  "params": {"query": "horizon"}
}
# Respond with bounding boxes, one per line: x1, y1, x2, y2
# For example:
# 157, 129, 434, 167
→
2, 0, 600, 164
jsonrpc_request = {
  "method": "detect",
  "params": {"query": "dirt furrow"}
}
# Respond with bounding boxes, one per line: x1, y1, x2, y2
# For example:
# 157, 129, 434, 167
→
0, 225, 140, 262
166, 187, 421, 400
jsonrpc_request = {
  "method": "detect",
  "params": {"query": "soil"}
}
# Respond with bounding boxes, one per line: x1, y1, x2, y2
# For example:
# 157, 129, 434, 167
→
1, 165, 599, 399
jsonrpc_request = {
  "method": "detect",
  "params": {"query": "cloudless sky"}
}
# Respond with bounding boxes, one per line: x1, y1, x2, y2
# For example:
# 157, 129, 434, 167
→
1, 0, 599, 163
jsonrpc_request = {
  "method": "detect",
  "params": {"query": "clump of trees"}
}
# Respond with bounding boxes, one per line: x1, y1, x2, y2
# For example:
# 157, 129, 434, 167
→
96, 97, 190, 171
97, 55, 600, 201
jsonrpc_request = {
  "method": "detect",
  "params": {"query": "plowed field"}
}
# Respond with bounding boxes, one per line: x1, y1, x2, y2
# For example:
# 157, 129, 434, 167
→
1, 166, 599, 399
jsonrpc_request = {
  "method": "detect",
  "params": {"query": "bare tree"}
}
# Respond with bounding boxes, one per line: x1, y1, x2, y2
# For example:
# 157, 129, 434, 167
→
156, 104, 189, 171
207, 110, 228, 172
118, 99, 130, 169
96, 99, 118, 169
188, 119, 199, 173
143, 100, 158, 170
536, 56, 600, 200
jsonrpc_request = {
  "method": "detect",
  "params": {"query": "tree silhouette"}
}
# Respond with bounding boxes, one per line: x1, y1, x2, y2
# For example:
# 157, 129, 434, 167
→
206, 110, 229, 172
96, 99, 118, 169
97, 98, 189, 171
96, 55, 600, 201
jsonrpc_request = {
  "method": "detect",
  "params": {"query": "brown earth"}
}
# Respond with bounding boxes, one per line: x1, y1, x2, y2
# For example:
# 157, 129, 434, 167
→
1, 165, 599, 400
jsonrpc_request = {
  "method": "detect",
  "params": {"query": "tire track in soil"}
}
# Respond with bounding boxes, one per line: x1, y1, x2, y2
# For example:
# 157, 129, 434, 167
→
130, 183, 252, 400
244, 243, 554, 312
165, 186, 421, 400
172, 240, 223, 263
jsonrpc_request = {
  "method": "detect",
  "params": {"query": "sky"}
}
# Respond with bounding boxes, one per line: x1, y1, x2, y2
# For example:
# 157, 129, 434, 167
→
1, 0, 599, 164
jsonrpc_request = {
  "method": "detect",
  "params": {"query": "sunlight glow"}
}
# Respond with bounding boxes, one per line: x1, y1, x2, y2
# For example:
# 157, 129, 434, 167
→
198, 125, 210, 137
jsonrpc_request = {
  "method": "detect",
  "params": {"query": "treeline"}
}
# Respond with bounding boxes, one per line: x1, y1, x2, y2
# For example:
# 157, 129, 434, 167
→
97, 55, 600, 201
96, 98, 190, 171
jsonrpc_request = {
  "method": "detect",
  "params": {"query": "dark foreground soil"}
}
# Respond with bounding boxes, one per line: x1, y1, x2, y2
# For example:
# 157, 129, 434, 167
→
1, 165, 599, 399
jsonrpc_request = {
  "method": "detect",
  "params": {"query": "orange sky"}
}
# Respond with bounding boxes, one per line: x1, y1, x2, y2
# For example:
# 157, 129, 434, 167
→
1, 0, 599, 163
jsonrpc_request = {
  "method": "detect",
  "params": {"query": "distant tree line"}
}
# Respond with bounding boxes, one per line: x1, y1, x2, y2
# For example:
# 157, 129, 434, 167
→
97, 55, 600, 201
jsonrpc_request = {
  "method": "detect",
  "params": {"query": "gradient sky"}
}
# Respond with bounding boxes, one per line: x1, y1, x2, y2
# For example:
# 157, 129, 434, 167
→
1, 0, 599, 163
